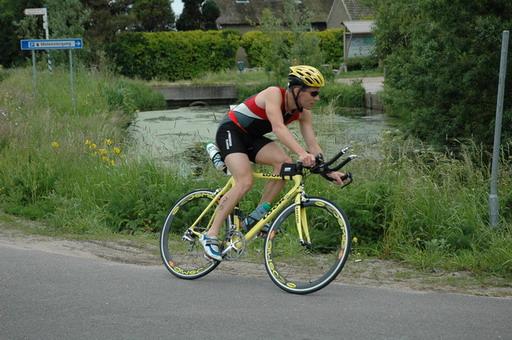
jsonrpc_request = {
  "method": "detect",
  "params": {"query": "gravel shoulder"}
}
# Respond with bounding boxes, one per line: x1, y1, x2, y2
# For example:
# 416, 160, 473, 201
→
1, 213, 510, 297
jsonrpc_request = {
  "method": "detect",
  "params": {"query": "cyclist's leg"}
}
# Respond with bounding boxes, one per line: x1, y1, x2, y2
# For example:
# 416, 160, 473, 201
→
207, 152, 253, 238
255, 141, 292, 203
201, 153, 253, 261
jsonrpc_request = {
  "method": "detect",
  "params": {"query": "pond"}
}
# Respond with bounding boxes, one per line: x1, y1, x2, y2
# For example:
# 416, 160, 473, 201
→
128, 105, 391, 165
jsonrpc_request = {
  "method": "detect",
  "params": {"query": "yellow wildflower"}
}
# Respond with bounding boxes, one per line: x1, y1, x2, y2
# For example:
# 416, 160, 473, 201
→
89, 143, 97, 149
113, 147, 121, 155
85, 139, 91, 145
98, 148, 108, 156
110, 159, 115, 166
51, 141, 60, 149
105, 138, 113, 146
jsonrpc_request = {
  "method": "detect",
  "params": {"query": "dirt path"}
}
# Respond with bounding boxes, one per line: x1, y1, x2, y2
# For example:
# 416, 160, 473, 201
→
1, 215, 510, 297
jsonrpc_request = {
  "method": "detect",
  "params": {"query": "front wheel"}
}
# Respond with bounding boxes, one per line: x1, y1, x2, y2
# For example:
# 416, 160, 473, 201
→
264, 197, 351, 294
160, 189, 222, 280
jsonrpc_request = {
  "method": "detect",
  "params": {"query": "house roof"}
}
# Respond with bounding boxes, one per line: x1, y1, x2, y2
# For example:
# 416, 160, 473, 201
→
341, 0, 373, 20
342, 20, 374, 33
214, 0, 335, 26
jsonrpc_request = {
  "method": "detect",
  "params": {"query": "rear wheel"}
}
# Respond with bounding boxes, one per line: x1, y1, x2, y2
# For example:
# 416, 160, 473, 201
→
160, 189, 224, 280
264, 197, 351, 294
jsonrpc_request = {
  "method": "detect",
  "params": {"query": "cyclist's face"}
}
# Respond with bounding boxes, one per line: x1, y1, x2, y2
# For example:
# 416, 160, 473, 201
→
298, 87, 321, 109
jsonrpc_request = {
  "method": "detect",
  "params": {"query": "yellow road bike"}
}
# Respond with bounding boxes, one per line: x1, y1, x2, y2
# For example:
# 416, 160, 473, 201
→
160, 146, 357, 294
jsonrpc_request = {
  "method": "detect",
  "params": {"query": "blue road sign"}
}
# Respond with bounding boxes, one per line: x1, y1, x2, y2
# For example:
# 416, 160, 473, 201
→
20, 38, 83, 51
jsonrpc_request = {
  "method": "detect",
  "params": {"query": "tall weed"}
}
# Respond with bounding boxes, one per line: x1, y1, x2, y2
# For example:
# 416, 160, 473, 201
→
0, 67, 510, 278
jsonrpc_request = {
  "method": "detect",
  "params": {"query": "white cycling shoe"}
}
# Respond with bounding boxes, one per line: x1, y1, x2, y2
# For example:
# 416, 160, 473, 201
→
199, 234, 223, 261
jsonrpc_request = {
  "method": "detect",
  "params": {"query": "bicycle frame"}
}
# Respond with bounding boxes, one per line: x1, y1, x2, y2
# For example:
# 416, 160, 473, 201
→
188, 171, 312, 246
161, 145, 356, 293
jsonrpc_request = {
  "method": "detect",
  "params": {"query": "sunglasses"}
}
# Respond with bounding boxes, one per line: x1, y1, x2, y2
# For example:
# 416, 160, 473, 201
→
307, 90, 320, 97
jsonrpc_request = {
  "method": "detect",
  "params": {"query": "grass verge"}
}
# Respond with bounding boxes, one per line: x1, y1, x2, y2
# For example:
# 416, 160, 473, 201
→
0, 67, 510, 282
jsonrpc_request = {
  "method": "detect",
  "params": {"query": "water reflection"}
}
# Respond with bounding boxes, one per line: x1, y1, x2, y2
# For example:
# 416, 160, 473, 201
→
129, 105, 390, 162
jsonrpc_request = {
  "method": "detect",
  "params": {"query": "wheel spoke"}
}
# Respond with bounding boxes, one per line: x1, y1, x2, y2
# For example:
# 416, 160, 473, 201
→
264, 198, 351, 294
160, 190, 220, 279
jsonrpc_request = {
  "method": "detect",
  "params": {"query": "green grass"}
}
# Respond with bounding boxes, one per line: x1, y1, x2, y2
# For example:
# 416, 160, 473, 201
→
0, 66, 511, 280
335, 69, 384, 79
151, 68, 271, 86
151, 67, 384, 85
151, 67, 366, 108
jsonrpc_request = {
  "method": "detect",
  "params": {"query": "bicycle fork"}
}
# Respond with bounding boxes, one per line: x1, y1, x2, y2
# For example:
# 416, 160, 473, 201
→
296, 190, 312, 247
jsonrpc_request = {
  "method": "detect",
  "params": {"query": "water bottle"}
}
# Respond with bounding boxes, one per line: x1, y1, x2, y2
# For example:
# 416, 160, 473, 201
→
206, 142, 226, 172
242, 202, 271, 232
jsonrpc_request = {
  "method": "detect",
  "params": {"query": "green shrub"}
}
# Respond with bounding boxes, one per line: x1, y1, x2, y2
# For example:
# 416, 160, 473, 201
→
0, 67, 166, 232
319, 82, 365, 108
241, 29, 344, 68
101, 78, 166, 116
346, 56, 379, 71
372, 0, 512, 148
311, 29, 345, 66
0, 66, 8, 82
240, 31, 274, 68
108, 30, 241, 81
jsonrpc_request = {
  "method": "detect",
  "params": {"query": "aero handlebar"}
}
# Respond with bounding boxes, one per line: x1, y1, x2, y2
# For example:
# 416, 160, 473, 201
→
280, 146, 357, 187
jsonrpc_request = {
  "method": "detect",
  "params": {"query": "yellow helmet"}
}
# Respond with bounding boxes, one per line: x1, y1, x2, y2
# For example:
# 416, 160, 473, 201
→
288, 65, 325, 88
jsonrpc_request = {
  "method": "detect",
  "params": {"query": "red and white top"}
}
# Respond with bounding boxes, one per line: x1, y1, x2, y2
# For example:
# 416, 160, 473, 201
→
227, 87, 301, 135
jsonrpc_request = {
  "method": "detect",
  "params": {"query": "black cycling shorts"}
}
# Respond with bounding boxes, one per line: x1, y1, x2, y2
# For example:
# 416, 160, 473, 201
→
215, 121, 273, 163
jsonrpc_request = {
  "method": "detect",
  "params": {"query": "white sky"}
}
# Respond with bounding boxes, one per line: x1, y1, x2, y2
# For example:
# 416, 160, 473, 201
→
172, 0, 184, 16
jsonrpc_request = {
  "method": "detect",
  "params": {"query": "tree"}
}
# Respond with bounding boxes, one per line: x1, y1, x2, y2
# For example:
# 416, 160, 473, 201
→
176, 0, 202, 31
0, 0, 44, 67
371, 0, 512, 148
133, 0, 175, 32
201, 0, 219, 30
46, 0, 90, 38
82, 0, 137, 64
30, 0, 90, 65
258, 0, 322, 83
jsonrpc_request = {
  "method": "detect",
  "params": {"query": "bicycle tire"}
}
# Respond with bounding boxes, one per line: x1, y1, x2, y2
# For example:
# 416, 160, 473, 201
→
160, 189, 222, 280
264, 196, 351, 294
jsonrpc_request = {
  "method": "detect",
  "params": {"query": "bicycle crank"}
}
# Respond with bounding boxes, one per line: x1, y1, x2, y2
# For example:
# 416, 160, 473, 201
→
222, 231, 246, 260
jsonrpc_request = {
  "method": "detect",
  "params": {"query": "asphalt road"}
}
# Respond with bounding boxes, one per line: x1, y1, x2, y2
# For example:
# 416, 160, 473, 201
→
1, 244, 510, 340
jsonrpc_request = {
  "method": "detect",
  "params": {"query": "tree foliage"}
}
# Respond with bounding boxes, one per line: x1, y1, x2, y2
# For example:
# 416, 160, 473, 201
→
201, 0, 220, 30
176, 0, 202, 31
83, 0, 175, 64
258, 0, 324, 83
0, 0, 43, 66
176, 0, 220, 31
371, 0, 512, 148
133, 0, 175, 32
82, 0, 137, 63
47, 0, 90, 38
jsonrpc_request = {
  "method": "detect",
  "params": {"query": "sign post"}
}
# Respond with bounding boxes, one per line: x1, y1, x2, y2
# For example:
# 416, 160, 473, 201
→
69, 50, 76, 114
20, 38, 84, 114
489, 30, 509, 228
31, 50, 37, 97
24, 8, 52, 72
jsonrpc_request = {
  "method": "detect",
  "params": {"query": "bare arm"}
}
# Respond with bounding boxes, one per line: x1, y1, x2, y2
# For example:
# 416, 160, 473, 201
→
299, 109, 323, 156
299, 109, 348, 185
